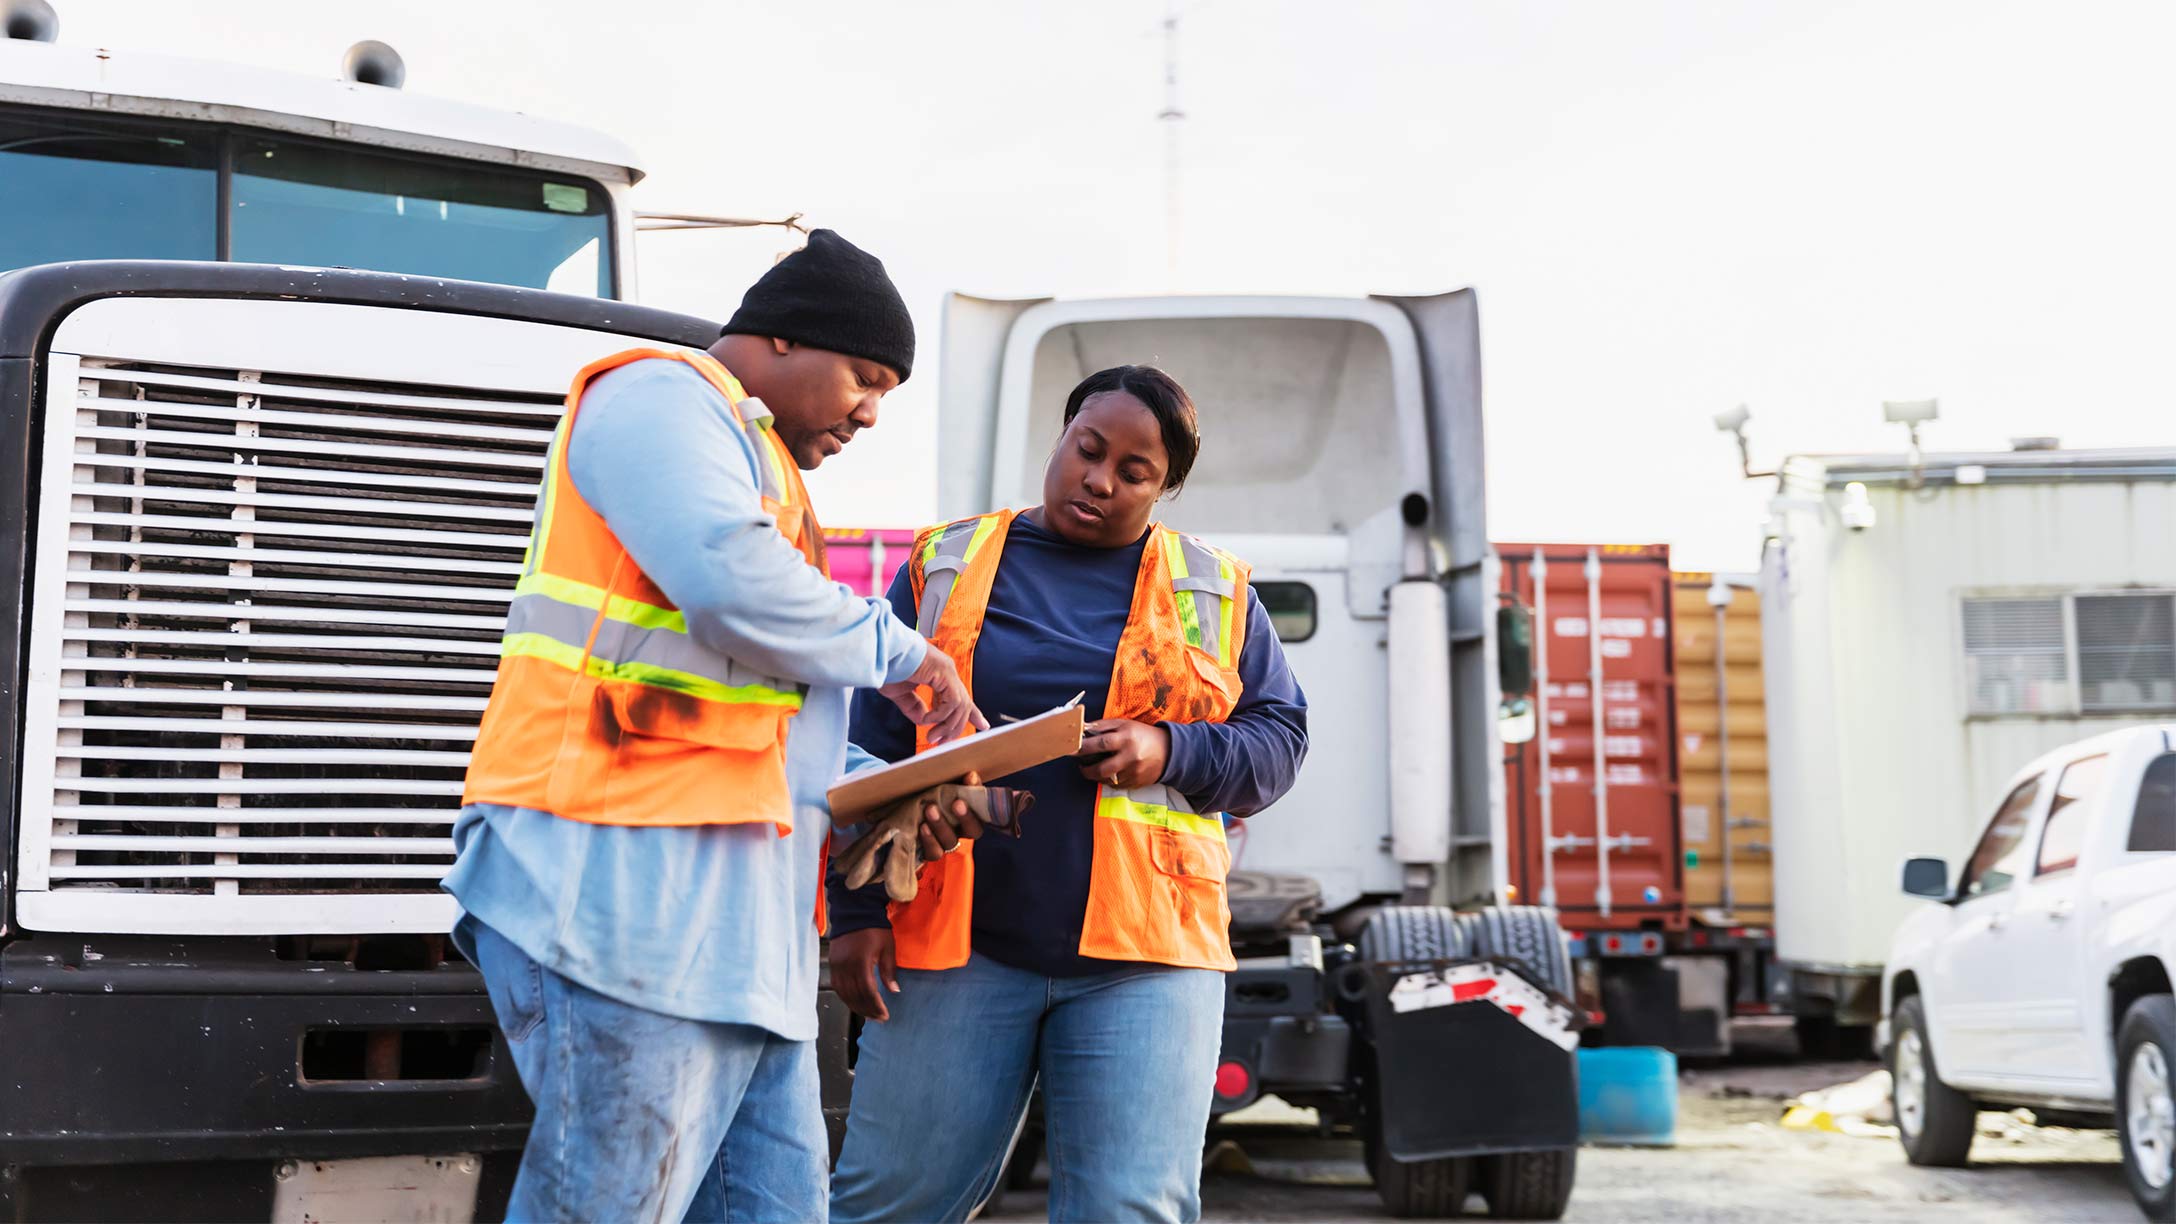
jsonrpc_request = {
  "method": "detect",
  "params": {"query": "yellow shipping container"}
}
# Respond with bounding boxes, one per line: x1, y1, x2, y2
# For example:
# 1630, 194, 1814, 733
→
1673, 574, 1773, 924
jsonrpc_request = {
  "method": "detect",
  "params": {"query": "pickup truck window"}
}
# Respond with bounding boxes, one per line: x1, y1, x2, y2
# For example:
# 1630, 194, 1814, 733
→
2129, 753, 2176, 853
1959, 774, 2043, 899
2035, 754, 2108, 875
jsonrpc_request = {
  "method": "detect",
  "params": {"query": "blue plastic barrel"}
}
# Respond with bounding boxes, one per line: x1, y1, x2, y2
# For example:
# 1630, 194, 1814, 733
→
1577, 1047, 1678, 1146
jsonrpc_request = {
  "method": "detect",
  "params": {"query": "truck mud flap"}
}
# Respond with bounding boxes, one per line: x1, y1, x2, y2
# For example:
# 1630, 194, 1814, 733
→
1342, 957, 1582, 1162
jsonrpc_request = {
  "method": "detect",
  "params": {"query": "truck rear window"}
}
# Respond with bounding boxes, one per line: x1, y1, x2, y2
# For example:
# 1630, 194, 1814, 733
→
2130, 753, 2176, 853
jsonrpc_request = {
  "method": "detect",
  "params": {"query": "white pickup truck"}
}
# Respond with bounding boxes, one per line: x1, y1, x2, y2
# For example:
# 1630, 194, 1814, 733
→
1883, 724, 2176, 1221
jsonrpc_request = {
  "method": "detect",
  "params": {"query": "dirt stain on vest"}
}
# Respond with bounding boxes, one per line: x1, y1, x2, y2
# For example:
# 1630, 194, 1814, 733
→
593, 685, 710, 747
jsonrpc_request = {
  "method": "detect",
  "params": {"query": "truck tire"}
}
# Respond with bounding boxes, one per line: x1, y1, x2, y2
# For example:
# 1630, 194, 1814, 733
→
1888, 995, 1975, 1168
1360, 907, 1474, 1218
1360, 904, 1473, 965
2117, 995, 2176, 1221
1466, 906, 1574, 996
1478, 1147, 1576, 1220
1465, 908, 1577, 1220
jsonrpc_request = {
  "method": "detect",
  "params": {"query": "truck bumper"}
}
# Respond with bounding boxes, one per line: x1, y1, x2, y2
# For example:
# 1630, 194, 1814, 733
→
0, 937, 529, 1220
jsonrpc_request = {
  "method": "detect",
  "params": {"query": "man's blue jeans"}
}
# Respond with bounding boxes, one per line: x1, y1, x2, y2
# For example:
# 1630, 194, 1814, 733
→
467, 919, 828, 1223
831, 953, 1225, 1224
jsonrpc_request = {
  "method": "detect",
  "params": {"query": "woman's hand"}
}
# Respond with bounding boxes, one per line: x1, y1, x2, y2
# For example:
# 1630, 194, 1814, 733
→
1077, 718, 1170, 790
829, 928, 898, 1022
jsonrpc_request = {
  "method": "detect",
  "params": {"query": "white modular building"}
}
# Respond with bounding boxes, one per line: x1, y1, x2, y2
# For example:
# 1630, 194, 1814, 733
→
1760, 444, 2176, 1040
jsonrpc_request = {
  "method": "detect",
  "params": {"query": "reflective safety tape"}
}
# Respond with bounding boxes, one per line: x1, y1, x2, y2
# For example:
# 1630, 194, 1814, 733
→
1094, 783, 1227, 842
514, 570, 685, 633
504, 591, 806, 705
916, 515, 1004, 636
1164, 530, 1240, 667
501, 631, 804, 708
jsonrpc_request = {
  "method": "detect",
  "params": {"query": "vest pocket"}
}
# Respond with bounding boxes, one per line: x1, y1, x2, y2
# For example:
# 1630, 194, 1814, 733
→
600, 680, 787, 752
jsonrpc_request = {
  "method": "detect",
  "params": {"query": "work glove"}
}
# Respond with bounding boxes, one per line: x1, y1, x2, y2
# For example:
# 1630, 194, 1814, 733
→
836, 784, 1036, 903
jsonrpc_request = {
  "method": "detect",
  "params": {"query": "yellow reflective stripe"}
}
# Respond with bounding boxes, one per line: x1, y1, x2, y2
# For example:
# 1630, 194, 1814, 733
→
1217, 555, 1239, 667
522, 418, 572, 579
961, 514, 1002, 565
501, 633, 804, 708
755, 429, 792, 502
513, 571, 687, 633
1094, 792, 1227, 841
1163, 530, 1205, 651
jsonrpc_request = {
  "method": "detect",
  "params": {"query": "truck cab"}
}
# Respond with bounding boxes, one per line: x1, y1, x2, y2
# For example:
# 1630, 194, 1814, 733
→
1884, 724, 2176, 1219
0, 25, 689, 1220
910, 291, 1585, 1219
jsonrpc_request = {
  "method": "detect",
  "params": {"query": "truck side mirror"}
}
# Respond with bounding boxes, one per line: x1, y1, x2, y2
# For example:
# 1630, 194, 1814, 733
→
1901, 856, 1951, 900
1497, 602, 1534, 698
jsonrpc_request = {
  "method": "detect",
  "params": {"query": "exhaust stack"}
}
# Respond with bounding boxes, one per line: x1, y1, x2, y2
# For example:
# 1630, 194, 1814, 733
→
342, 40, 405, 89
3, 0, 59, 43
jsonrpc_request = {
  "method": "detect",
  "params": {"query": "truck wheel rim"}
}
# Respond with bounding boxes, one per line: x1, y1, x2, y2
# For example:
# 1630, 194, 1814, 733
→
1895, 1028, 1927, 1138
2129, 1042, 2176, 1191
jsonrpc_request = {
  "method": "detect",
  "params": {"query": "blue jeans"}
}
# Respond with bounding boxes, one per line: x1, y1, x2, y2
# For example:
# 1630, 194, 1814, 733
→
467, 919, 828, 1224
831, 954, 1225, 1224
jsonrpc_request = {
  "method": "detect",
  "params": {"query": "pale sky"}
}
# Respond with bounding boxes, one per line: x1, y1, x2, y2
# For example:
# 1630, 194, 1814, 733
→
59, 0, 2176, 570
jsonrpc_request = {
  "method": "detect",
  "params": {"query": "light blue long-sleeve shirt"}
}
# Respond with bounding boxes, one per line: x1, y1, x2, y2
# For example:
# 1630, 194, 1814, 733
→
443, 357, 925, 1040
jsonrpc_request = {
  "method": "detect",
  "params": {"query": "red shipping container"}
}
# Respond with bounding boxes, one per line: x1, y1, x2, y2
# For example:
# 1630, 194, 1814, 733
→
822, 527, 916, 598
1497, 543, 1684, 932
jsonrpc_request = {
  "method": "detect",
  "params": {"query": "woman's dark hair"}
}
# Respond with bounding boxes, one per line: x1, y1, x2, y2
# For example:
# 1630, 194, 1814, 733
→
1062, 365, 1201, 493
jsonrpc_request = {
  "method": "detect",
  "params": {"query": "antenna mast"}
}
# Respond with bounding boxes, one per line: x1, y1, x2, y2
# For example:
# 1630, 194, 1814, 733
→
1160, 0, 1185, 288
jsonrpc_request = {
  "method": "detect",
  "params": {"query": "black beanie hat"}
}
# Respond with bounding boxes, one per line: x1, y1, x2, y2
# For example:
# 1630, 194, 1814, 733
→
722, 230, 915, 382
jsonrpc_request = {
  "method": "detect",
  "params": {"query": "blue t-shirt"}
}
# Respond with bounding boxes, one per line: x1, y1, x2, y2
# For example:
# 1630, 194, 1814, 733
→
831, 513, 1309, 976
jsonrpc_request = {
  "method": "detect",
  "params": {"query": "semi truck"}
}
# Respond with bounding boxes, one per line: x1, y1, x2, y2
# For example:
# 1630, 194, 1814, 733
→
0, 20, 727, 1221
815, 294, 1585, 1220
0, 16, 1582, 1222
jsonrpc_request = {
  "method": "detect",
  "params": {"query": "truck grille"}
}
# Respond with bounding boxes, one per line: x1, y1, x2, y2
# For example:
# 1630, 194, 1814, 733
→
18, 356, 556, 932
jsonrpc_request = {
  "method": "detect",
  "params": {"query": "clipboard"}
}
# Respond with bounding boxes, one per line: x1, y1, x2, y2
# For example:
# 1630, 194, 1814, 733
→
827, 703, 1087, 823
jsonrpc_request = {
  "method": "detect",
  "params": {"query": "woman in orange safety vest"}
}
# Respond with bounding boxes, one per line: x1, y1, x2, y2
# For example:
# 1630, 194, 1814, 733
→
828, 365, 1310, 1224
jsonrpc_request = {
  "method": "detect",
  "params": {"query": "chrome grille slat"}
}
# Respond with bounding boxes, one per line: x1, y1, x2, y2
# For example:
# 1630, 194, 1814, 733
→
20, 354, 553, 925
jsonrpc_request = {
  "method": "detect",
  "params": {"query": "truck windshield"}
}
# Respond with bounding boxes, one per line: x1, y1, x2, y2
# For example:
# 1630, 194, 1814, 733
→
0, 110, 614, 297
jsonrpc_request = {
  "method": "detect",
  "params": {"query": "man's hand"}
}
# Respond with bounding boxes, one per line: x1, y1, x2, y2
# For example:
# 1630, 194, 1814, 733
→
878, 644, 987, 745
1077, 718, 1171, 790
830, 928, 898, 1022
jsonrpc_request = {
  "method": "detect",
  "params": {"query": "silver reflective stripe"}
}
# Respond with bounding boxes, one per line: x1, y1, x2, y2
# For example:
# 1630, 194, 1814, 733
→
503, 590, 597, 644
1172, 575, 1234, 598
1175, 534, 1233, 663
735, 397, 784, 502
504, 592, 807, 697
915, 521, 982, 636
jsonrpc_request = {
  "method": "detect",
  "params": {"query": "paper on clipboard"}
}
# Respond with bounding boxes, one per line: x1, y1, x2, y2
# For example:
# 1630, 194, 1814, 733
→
826, 703, 1087, 823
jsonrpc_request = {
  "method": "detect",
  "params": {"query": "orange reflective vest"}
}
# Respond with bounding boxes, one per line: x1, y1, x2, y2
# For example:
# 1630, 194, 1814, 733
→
462, 348, 827, 832
887, 509, 1250, 972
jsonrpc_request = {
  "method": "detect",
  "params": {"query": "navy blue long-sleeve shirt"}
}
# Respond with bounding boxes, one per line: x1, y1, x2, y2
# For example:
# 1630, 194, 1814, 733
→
829, 515, 1309, 976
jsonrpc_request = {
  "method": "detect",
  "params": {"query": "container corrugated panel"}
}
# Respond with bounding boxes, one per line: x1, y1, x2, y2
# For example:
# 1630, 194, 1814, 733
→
1498, 544, 1683, 931
1673, 573, 1773, 925
823, 527, 916, 599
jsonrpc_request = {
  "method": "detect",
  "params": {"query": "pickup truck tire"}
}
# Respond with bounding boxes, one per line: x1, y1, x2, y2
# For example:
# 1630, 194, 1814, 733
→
1465, 908, 1576, 1221
1889, 995, 1975, 1168
2117, 995, 2176, 1221
1360, 906, 1474, 1218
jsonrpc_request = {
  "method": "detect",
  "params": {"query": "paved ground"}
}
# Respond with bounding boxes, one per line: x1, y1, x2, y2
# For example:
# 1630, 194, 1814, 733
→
986, 1021, 2139, 1222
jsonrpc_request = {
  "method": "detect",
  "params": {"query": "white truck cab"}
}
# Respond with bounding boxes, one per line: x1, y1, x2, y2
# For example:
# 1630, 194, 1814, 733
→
1884, 724, 2176, 1219
0, 20, 708, 1220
